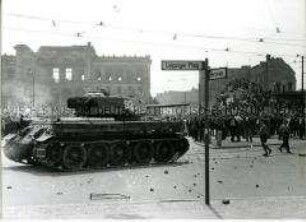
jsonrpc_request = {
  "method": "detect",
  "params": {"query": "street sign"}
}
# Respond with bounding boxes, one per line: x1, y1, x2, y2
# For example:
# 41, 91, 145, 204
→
209, 68, 227, 80
161, 60, 205, 71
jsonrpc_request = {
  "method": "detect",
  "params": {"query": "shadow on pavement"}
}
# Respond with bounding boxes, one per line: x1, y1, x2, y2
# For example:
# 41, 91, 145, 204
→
105, 213, 149, 219
208, 205, 223, 219
2, 161, 190, 177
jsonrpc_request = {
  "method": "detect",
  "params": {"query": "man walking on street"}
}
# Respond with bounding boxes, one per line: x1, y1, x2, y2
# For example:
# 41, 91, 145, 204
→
278, 120, 293, 154
259, 120, 272, 157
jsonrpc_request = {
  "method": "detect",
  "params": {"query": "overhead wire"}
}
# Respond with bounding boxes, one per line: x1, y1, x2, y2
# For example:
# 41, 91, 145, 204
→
6, 12, 306, 38
4, 13, 306, 48
3, 26, 303, 59
6, 24, 304, 91
3, 11, 304, 91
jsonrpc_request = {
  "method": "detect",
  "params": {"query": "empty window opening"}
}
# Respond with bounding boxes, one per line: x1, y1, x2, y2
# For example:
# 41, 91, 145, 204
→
53, 68, 60, 83
81, 74, 85, 81
65, 68, 73, 81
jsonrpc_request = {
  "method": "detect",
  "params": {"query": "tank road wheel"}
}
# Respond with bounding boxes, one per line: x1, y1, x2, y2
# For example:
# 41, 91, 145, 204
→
154, 141, 175, 163
109, 143, 126, 166
134, 142, 154, 164
62, 145, 87, 170
87, 144, 109, 168
47, 145, 62, 166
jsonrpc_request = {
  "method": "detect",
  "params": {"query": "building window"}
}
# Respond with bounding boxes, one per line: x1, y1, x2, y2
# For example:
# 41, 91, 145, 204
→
65, 68, 73, 81
81, 74, 85, 81
137, 77, 141, 82
118, 76, 122, 81
108, 76, 112, 81
53, 68, 60, 83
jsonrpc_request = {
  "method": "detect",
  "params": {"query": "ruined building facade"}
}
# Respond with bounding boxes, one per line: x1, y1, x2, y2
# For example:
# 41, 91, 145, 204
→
1, 43, 151, 106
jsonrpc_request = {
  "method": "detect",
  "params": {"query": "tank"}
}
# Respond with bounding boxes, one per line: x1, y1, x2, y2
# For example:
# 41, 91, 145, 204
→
2, 93, 189, 171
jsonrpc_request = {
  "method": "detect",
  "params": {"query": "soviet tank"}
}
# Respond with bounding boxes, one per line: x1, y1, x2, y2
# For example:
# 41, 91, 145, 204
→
2, 92, 189, 171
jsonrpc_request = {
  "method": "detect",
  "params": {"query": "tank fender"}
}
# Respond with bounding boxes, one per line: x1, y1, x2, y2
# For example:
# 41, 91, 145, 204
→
36, 132, 54, 142
1, 133, 18, 147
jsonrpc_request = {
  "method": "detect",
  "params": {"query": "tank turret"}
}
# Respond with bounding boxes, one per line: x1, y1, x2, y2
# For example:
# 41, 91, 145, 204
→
67, 92, 140, 120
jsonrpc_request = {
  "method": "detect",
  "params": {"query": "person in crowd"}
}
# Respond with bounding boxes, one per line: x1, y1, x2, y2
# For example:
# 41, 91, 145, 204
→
199, 117, 205, 143
234, 113, 243, 142
221, 115, 229, 140
182, 119, 188, 136
259, 120, 272, 157
244, 115, 255, 148
278, 120, 293, 154
298, 117, 305, 140
17, 114, 25, 132
229, 115, 238, 142
289, 116, 299, 138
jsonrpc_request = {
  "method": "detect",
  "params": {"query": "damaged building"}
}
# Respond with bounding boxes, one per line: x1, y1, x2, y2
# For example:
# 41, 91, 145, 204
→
1, 42, 151, 107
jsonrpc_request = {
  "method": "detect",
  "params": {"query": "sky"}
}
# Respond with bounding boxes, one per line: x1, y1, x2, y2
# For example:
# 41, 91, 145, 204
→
2, 0, 305, 96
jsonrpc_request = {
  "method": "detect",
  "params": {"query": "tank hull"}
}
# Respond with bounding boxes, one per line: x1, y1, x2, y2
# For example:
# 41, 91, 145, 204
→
2, 119, 189, 171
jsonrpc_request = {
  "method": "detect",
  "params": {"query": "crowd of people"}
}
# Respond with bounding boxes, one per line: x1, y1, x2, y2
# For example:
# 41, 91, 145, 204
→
186, 112, 305, 142
186, 78, 305, 147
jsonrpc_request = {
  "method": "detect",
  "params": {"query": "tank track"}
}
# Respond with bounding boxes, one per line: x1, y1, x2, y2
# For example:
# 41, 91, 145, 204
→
32, 137, 189, 171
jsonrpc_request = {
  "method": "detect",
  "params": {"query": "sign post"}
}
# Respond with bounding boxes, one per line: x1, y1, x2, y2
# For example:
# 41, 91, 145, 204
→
161, 60, 227, 206
161, 59, 212, 205
204, 58, 210, 205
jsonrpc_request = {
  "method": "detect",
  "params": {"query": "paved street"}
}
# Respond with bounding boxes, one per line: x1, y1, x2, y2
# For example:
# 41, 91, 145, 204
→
1, 137, 306, 219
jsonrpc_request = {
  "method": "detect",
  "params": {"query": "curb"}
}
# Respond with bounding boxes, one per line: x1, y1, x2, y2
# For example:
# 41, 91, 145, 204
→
211, 143, 282, 149
194, 141, 282, 149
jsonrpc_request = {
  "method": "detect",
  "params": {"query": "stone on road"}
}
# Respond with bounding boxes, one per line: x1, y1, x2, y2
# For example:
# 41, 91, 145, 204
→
2, 137, 306, 219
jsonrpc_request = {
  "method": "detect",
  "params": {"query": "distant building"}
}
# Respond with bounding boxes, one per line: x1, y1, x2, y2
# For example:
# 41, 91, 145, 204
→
1, 42, 151, 106
155, 88, 199, 105
1, 55, 17, 106
199, 55, 297, 106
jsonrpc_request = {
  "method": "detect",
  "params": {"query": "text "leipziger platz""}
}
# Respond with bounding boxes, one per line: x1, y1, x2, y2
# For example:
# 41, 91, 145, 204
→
161, 60, 205, 71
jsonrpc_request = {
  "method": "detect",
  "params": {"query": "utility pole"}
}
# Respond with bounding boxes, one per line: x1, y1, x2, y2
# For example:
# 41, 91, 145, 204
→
32, 71, 35, 107
302, 56, 305, 134
302, 56, 304, 91
204, 58, 210, 205
266, 54, 270, 91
